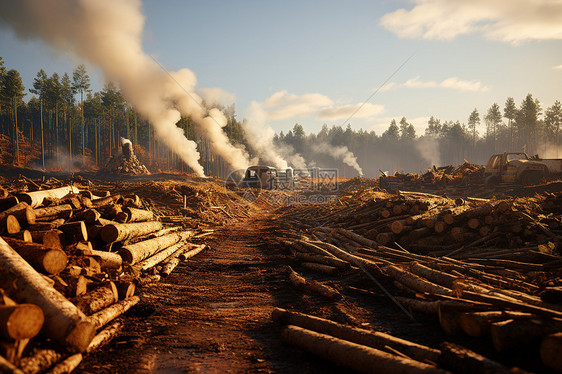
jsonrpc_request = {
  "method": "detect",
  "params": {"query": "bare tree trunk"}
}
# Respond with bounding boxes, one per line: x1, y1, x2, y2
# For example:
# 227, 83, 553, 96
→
13, 97, 19, 166
40, 98, 45, 170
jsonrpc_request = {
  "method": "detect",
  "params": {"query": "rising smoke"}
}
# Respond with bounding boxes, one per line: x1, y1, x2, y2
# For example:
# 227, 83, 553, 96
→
311, 143, 364, 176
0, 0, 251, 176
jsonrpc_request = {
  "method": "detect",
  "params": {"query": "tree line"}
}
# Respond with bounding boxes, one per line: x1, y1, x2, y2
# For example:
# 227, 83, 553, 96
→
1, 56, 561, 178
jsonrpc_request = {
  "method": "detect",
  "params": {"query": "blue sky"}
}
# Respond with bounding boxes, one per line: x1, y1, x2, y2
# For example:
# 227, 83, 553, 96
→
1, 0, 561, 137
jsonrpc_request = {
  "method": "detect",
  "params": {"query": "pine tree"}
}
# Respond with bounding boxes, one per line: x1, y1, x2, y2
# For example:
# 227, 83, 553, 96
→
504, 97, 517, 151
29, 69, 48, 169
1, 69, 25, 165
72, 64, 91, 163
468, 109, 480, 152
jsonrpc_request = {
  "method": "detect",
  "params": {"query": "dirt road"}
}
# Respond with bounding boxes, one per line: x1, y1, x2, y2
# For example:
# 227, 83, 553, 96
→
79, 213, 344, 373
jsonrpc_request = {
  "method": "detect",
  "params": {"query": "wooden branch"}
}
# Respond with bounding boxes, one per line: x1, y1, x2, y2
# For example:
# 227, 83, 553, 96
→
287, 266, 341, 300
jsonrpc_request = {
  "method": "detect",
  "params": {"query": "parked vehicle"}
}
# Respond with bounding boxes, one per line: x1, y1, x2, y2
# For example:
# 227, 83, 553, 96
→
484, 152, 562, 186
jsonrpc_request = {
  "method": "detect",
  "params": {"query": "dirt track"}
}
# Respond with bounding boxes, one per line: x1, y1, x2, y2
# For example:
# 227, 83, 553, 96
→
79, 212, 343, 373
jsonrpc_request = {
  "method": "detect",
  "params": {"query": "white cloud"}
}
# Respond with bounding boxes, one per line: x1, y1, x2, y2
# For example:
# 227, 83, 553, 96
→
259, 90, 385, 122
317, 103, 385, 121
380, 0, 562, 44
381, 76, 489, 92
263, 90, 333, 120
196, 87, 236, 106
554, 64, 562, 70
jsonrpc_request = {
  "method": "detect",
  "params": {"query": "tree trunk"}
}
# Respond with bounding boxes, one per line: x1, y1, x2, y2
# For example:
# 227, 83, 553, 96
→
0, 238, 95, 352
281, 325, 447, 374
287, 266, 341, 300
491, 318, 562, 352
0, 202, 36, 226
272, 308, 440, 364
40, 98, 44, 170
17, 186, 80, 208
118, 230, 191, 264
73, 283, 118, 315
46, 353, 82, 374
86, 250, 122, 270
137, 241, 185, 271
86, 321, 122, 353
58, 221, 88, 244
88, 296, 140, 329
33, 204, 72, 219
2, 237, 68, 275
122, 207, 154, 223
1, 215, 20, 235
100, 220, 163, 244
439, 342, 510, 374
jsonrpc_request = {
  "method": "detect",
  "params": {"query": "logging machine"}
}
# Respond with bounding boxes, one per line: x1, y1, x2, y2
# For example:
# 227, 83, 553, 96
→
484, 152, 562, 186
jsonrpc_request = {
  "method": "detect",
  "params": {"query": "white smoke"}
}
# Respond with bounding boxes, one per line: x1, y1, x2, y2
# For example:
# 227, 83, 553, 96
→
415, 135, 441, 167
312, 142, 363, 176
120, 137, 132, 146
0, 0, 250, 176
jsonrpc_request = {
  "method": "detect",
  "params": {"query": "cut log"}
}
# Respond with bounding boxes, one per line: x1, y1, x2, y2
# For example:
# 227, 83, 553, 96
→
0, 354, 23, 374
86, 321, 123, 353
0, 202, 35, 227
19, 348, 61, 374
0, 197, 18, 212
82, 209, 101, 225
58, 221, 88, 244
89, 296, 140, 329
1, 215, 20, 235
491, 318, 562, 352
118, 230, 191, 265
27, 219, 65, 231
439, 341, 510, 374
90, 195, 121, 208
541, 332, 562, 373
122, 207, 154, 223
301, 262, 338, 275
292, 251, 350, 269
137, 241, 185, 271
439, 305, 462, 335
73, 283, 118, 315
17, 186, 80, 208
385, 265, 453, 296
178, 244, 207, 261
0, 304, 44, 340
136, 274, 161, 286
272, 308, 440, 364
459, 311, 533, 337
100, 221, 163, 243
281, 325, 448, 374
45, 353, 82, 374
30, 230, 63, 250
1, 237, 68, 275
287, 266, 341, 300
65, 275, 89, 298
0, 238, 95, 352
33, 204, 72, 219
86, 249, 122, 270
9, 230, 32, 242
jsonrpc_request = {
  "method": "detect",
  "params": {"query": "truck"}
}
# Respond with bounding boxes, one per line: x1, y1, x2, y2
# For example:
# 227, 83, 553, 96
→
484, 152, 562, 186
241, 165, 296, 190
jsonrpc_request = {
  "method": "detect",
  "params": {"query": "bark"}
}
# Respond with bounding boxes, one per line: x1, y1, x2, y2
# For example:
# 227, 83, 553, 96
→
137, 241, 185, 271
300, 262, 338, 275
118, 230, 191, 264
287, 266, 341, 300
439, 342, 510, 374
1, 237, 67, 275
30, 230, 63, 251
73, 282, 117, 316
384, 265, 453, 296
272, 308, 440, 364
459, 311, 532, 337
281, 325, 448, 374
0, 238, 95, 352
18, 348, 62, 374
540, 332, 562, 373
0, 304, 44, 340
100, 221, 163, 243
491, 318, 562, 352
86, 321, 122, 353
33, 204, 72, 219
114, 281, 135, 300
17, 186, 80, 208
0, 202, 35, 226
89, 296, 140, 329
58, 221, 88, 245
122, 207, 154, 223
8, 230, 32, 242
27, 219, 65, 232
90, 195, 121, 209
45, 353, 82, 374
85, 250, 122, 270
292, 251, 350, 269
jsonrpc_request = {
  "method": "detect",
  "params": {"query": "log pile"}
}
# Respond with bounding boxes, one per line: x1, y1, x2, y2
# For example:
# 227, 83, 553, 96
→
274, 190, 562, 372
379, 161, 485, 196
0, 181, 210, 373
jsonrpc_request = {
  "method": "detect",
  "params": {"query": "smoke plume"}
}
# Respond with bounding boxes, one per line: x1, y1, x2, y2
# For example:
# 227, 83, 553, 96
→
312, 142, 363, 176
0, 0, 250, 176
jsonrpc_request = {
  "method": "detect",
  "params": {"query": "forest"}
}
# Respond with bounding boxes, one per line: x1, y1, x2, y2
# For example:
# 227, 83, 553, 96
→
1, 57, 561, 178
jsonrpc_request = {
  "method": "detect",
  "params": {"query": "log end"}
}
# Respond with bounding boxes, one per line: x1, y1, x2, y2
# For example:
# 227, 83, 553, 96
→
100, 225, 119, 243
43, 249, 69, 275
4, 304, 45, 340
65, 319, 97, 353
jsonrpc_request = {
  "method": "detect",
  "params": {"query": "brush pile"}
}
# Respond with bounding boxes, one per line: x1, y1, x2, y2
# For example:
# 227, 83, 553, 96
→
272, 189, 562, 373
103, 140, 150, 175
379, 161, 485, 195
0, 179, 210, 373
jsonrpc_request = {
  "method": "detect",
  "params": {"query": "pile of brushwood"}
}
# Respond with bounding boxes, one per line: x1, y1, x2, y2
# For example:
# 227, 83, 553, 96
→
103, 141, 150, 176
0, 178, 210, 373
379, 161, 485, 195
272, 188, 562, 373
